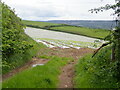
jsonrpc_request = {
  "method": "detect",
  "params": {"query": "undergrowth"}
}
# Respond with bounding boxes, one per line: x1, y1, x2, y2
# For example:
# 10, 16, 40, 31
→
2, 34, 46, 74
2, 2, 46, 74
74, 46, 119, 88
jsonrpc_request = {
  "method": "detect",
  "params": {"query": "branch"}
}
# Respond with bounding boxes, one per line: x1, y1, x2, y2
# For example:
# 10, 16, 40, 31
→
92, 42, 111, 58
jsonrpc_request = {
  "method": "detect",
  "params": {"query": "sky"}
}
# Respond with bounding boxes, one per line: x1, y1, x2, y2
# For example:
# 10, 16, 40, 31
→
2, 0, 116, 21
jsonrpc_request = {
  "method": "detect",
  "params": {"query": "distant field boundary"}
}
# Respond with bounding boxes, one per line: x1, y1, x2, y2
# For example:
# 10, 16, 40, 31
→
26, 25, 104, 40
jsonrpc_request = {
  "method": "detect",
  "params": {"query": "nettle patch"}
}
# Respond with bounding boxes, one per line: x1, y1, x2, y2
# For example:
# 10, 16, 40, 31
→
34, 38, 103, 49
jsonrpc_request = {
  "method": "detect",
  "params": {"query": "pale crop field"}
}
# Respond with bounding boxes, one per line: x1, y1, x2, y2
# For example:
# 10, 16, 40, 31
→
34, 38, 103, 49
25, 27, 104, 49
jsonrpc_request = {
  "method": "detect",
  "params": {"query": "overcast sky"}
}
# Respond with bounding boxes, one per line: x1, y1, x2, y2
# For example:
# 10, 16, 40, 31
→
2, 0, 116, 21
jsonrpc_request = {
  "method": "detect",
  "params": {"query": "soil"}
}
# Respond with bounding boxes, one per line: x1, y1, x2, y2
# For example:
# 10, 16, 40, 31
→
57, 48, 94, 88
2, 58, 49, 81
58, 60, 75, 88
38, 47, 94, 60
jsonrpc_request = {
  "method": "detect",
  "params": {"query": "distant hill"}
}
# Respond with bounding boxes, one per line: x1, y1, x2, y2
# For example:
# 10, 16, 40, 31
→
45, 20, 116, 30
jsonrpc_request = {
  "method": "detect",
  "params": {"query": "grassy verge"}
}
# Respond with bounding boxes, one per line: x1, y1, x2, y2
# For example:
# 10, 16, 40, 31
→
74, 46, 119, 88
2, 56, 72, 88
2, 33, 46, 74
23, 20, 110, 39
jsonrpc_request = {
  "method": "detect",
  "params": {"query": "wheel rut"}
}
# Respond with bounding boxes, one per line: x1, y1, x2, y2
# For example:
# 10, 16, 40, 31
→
58, 60, 76, 88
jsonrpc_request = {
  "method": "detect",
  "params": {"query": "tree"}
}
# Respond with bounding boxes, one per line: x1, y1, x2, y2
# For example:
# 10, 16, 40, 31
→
90, 0, 120, 84
1, 2, 33, 60
90, 0, 120, 61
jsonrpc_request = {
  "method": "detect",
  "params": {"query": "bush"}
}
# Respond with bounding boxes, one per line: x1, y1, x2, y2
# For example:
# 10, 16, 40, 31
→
2, 2, 33, 59
74, 46, 119, 88
1, 2, 43, 74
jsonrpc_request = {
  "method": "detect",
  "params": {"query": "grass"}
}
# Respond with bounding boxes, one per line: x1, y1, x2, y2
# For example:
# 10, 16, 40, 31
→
74, 46, 119, 88
2, 56, 72, 88
22, 20, 64, 28
50, 26, 110, 39
23, 20, 110, 39
2, 33, 46, 74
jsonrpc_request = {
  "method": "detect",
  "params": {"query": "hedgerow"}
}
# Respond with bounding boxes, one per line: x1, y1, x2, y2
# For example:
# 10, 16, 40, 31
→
1, 2, 34, 73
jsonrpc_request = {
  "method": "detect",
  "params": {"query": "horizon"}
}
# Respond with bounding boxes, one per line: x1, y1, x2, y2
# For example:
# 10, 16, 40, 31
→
23, 19, 116, 21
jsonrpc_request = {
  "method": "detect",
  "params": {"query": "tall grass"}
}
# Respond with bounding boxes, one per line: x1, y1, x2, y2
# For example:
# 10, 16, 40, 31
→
3, 56, 72, 88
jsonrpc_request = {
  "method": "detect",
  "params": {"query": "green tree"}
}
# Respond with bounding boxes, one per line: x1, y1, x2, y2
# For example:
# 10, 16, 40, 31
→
90, 0, 120, 60
90, 0, 120, 86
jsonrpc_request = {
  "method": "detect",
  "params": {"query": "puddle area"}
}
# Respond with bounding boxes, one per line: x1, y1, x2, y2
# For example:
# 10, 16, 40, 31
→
32, 64, 44, 67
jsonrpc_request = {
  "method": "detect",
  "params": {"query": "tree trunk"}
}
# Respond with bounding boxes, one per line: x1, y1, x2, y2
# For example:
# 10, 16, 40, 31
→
111, 46, 115, 61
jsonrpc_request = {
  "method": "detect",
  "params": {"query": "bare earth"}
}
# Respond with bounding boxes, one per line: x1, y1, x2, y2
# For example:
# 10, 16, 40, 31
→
56, 48, 94, 88
58, 60, 75, 88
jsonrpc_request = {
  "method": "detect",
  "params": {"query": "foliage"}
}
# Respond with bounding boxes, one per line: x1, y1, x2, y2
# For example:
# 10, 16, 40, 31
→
89, 0, 120, 57
1, 2, 46, 74
89, 0, 120, 15
74, 47, 119, 88
2, 34, 46, 74
2, 3, 33, 59
2, 56, 72, 88
89, 0, 120, 85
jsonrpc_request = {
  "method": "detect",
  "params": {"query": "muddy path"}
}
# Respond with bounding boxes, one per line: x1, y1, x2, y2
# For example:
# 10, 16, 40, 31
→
58, 59, 75, 88
2, 58, 49, 81
56, 48, 94, 88
2, 47, 94, 89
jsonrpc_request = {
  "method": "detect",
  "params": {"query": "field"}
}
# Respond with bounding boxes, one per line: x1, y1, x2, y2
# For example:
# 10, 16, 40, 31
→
22, 20, 64, 28
23, 20, 110, 39
51, 26, 110, 39
34, 38, 102, 49
2, 2, 120, 89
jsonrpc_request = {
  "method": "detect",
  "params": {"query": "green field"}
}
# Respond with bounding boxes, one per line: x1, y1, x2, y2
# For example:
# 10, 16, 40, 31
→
23, 20, 64, 28
50, 26, 110, 39
23, 20, 110, 39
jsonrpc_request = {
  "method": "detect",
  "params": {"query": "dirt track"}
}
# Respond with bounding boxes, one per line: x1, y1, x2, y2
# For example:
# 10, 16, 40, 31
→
2, 58, 49, 81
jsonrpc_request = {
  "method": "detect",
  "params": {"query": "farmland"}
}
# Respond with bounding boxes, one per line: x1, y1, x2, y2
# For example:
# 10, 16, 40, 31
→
23, 20, 110, 39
